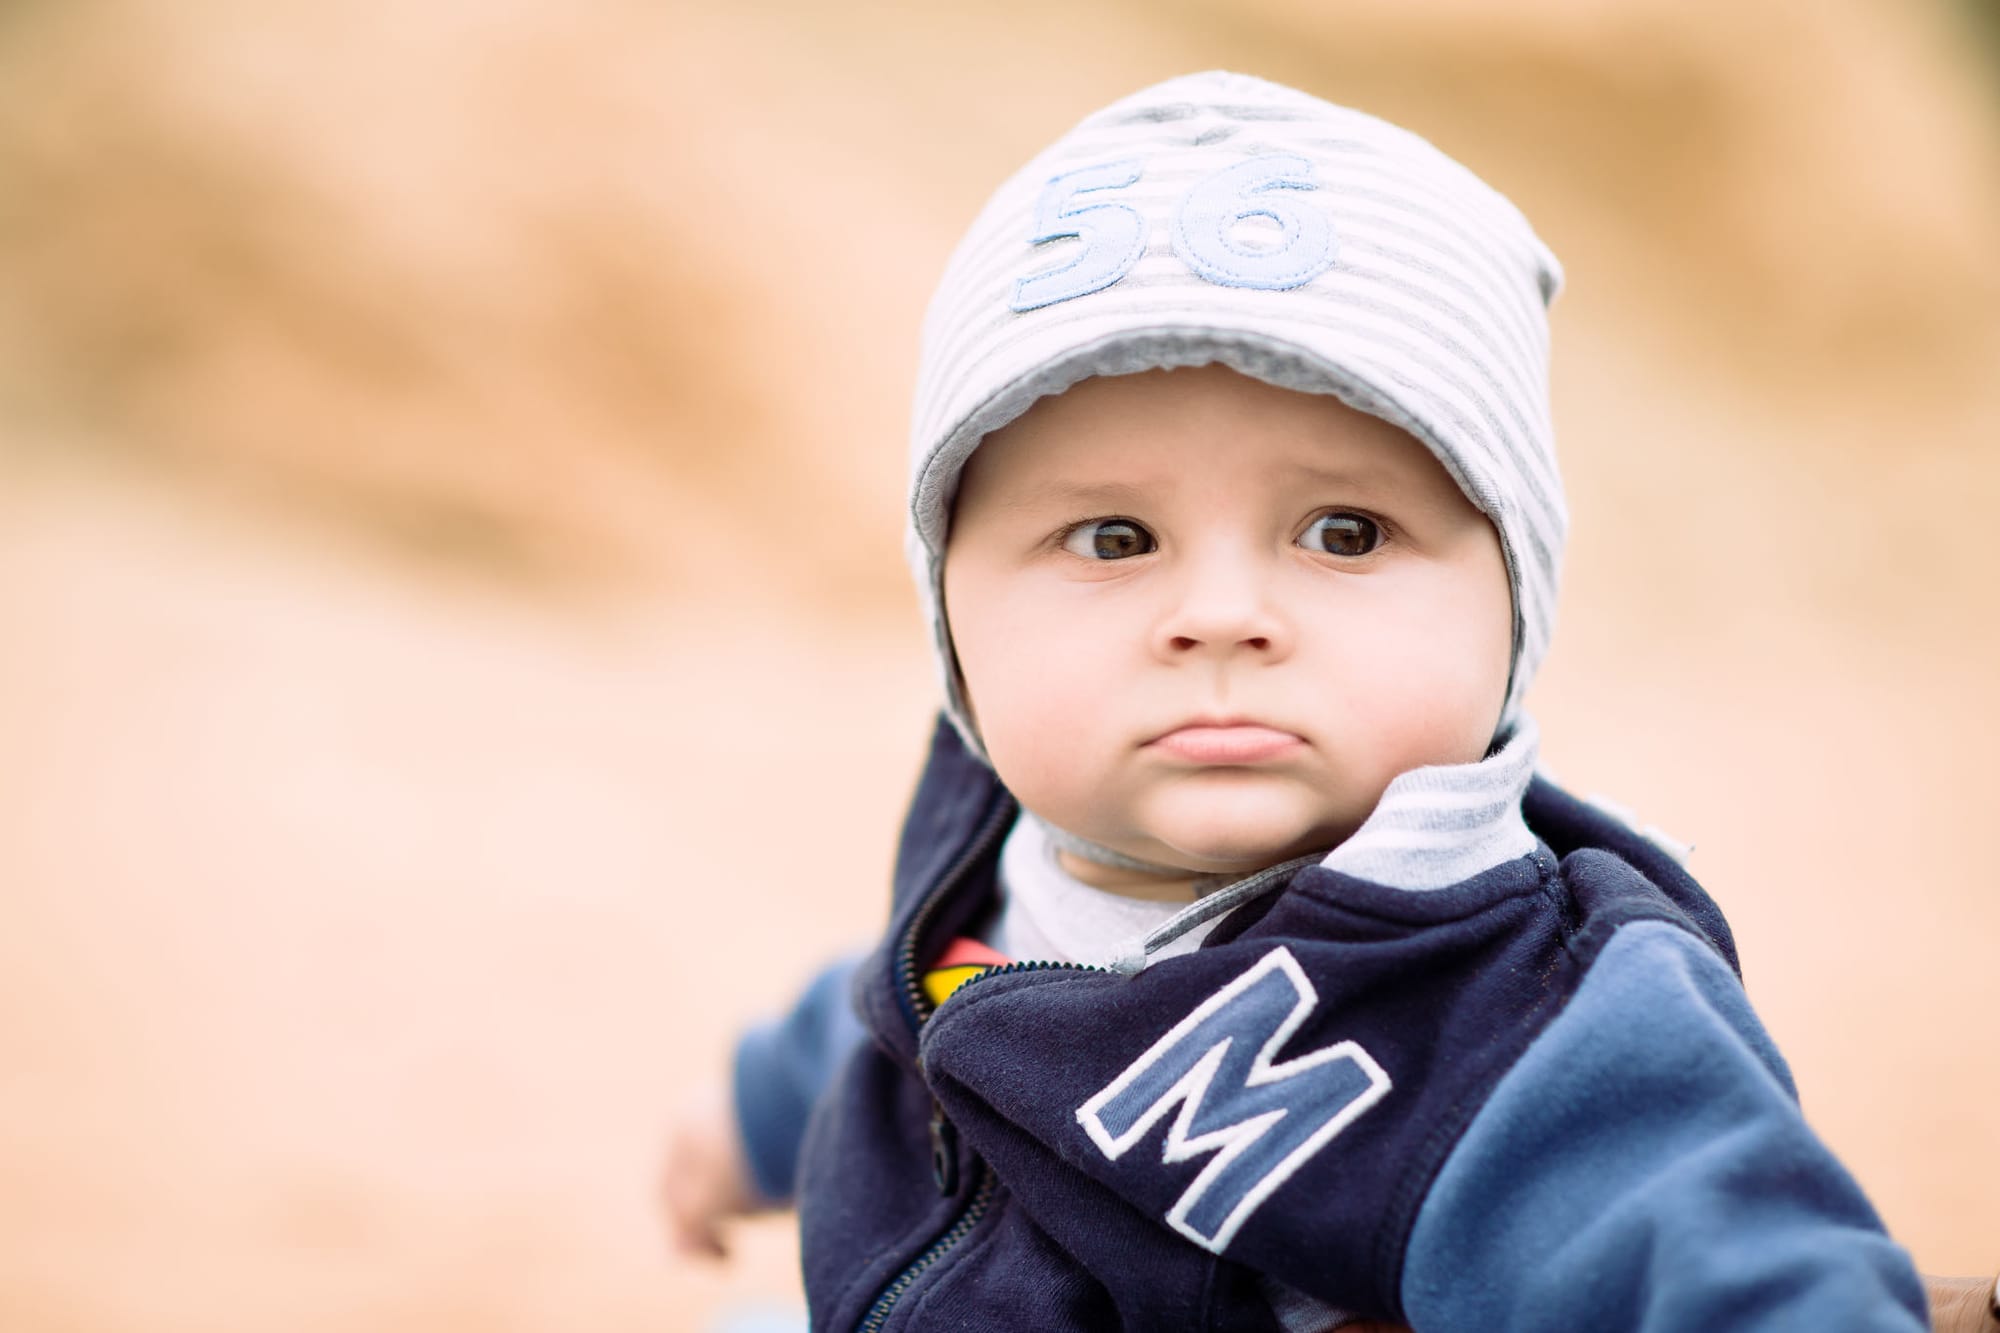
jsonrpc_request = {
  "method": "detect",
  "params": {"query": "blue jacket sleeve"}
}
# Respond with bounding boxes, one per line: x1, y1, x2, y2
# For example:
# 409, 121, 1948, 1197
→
731, 953, 868, 1204
1402, 919, 1927, 1331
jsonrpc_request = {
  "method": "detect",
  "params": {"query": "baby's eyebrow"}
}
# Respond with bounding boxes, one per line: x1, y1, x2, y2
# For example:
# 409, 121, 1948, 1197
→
986, 463, 1415, 516
1276, 461, 1398, 490
993, 480, 1151, 513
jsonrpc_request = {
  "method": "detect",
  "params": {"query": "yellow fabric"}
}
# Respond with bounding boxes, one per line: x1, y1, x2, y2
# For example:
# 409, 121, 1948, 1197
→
922, 964, 989, 1008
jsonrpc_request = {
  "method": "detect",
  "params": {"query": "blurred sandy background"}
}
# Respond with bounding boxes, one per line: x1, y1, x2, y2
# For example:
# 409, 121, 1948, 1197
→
2, 0, 1997, 1328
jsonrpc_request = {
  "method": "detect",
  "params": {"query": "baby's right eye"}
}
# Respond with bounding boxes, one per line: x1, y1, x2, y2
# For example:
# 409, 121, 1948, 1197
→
1061, 519, 1157, 560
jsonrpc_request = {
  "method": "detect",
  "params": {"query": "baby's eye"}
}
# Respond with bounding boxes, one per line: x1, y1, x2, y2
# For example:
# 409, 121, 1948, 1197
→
1300, 512, 1383, 557
1061, 519, 1157, 560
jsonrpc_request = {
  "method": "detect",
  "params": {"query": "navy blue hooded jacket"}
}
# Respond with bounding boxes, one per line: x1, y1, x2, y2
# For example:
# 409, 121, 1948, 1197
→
742, 720, 1926, 1331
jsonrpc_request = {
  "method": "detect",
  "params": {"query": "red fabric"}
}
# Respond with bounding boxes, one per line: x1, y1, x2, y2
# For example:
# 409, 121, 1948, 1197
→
933, 937, 1011, 970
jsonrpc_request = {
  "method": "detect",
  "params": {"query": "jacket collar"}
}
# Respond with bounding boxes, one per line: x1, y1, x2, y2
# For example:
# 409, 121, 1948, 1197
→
860, 714, 1738, 1058
1321, 717, 1540, 890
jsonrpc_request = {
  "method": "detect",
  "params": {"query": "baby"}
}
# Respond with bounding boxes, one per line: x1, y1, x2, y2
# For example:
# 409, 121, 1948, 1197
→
665, 72, 1935, 1330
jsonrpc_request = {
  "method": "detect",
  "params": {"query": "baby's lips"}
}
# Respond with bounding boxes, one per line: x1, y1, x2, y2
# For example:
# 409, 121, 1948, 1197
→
1148, 723, 1305, 764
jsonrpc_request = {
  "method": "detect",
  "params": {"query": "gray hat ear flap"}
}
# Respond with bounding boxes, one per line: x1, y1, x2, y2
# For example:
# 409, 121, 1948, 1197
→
931, 555, 991, 766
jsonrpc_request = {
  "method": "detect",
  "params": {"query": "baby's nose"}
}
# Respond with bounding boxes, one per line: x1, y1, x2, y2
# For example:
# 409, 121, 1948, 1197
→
1152, 556, 1292, 659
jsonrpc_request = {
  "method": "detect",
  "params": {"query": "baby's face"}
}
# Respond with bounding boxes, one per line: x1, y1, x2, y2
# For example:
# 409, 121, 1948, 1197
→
943, 365, 1513, 881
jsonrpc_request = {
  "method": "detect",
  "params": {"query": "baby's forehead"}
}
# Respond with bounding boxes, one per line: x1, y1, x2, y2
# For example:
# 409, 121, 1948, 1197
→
956, 366, 1484, 521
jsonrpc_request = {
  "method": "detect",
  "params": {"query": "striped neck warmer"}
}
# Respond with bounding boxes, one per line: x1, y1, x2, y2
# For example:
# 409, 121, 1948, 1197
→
906, 71, 1566, 870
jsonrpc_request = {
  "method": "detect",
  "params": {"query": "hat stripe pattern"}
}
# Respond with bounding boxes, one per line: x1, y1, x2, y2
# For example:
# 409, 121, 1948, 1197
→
907, 72, 1567, 754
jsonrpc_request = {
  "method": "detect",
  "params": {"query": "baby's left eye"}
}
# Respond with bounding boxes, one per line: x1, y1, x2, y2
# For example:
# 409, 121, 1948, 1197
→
1299, 512, 1383, 557
1061, 518, 1156, 560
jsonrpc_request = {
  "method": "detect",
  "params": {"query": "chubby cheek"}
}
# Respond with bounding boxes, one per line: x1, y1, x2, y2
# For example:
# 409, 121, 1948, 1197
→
944, 568, 1127, 811
970, 671, 1110, 819
1339, 575, 1512, 767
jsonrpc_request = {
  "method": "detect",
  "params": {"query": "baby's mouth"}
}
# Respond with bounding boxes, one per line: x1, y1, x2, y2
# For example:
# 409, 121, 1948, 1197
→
1147, 722, 1305, 765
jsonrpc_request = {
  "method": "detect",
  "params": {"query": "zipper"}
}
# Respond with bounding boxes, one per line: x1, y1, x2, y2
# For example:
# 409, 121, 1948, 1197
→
943, 956, 1111, 993
895, 793, 1017, 1026
855, 792, 1049, 1333
855, 1166, 996, 1333
857, 959, 1112, 1332
851, 794, 1009, 1333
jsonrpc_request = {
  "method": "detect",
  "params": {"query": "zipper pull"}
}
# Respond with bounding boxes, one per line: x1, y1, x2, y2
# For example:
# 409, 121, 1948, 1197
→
927, 1099, 959, 1195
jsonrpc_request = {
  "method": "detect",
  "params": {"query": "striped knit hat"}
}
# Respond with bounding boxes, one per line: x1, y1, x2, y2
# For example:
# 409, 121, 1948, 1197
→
909, 71, 1566, 756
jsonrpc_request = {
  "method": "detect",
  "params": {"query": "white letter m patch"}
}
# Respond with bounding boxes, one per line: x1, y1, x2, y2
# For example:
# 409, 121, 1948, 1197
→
1075, 947, 1391, 1253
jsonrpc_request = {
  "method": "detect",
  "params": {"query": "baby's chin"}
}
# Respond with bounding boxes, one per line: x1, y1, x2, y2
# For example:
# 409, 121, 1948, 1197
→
1127, 786, 1355, 876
